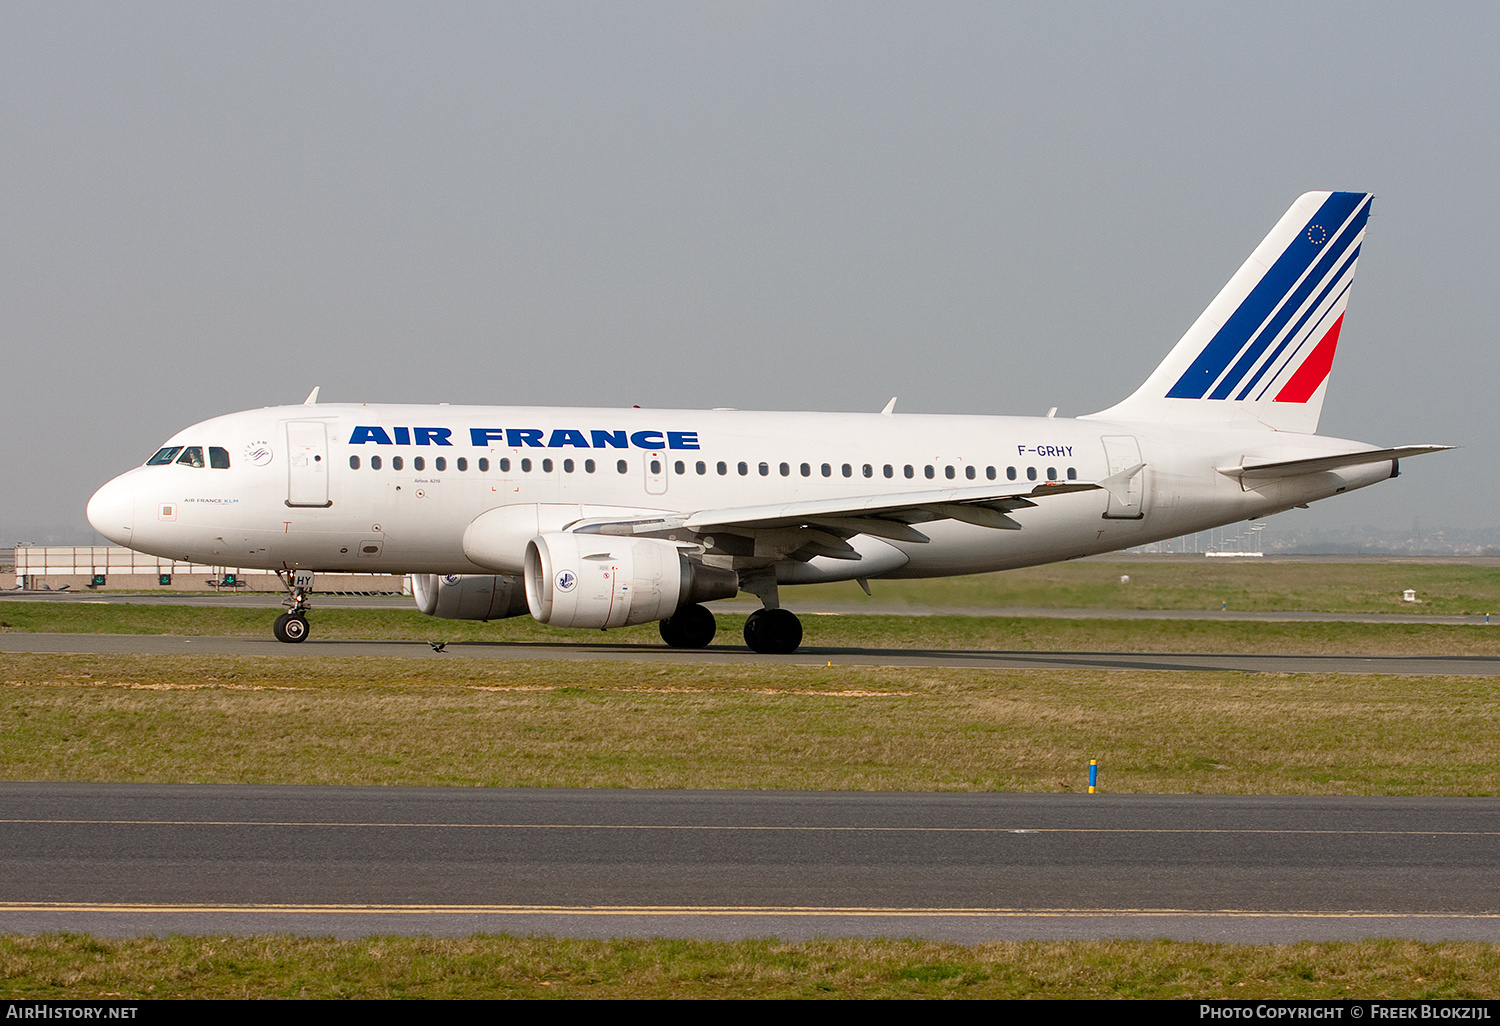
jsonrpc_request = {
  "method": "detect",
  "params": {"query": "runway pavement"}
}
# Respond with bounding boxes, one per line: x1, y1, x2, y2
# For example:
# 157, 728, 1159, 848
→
1, 629, 1498, 674
3, 784, 1498, 942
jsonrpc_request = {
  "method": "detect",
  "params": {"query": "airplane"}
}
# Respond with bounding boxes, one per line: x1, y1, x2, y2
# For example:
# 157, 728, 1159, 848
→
86, 191, 1450, 653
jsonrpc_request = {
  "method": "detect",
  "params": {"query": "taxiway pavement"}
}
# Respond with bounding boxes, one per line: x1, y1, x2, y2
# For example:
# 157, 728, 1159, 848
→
1, 630, 1496, 674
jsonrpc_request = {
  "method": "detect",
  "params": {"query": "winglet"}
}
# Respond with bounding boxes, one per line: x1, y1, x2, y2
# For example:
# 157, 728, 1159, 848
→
880, 397, 897, 416
1100, 462, 1145, 504
303, 386, 321, 405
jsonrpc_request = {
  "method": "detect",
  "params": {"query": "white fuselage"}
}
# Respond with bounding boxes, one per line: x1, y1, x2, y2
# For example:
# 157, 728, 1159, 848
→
86, 402, 1394, 583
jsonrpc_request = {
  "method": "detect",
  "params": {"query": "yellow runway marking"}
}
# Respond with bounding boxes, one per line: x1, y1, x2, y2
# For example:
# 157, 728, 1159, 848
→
1, 902, 1497, 919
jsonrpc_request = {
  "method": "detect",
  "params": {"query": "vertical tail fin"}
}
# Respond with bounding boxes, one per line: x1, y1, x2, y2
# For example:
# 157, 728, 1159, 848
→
1086, 191, 1372, 433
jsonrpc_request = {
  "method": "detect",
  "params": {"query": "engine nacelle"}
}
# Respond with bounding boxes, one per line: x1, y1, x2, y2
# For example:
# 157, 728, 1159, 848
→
411, 573, 530, 621
525, 533, 738, 629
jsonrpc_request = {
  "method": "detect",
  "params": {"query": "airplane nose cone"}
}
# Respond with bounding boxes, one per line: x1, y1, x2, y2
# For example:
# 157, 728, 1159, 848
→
87, 476, 135, 546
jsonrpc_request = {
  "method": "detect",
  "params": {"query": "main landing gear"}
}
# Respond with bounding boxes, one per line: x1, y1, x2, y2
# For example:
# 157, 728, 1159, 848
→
657, 601, 804, 654
659, 603, 717, 648
734, 567, 803, 654
273, 569, 314, 644
743, 607, 802, 655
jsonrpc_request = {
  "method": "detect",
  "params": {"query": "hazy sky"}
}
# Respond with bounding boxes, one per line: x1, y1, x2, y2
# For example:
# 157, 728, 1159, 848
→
3, 2, 1496, 543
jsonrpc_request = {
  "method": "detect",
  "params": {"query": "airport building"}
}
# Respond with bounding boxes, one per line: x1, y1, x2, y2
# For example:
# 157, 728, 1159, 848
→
3, 546, 407, 594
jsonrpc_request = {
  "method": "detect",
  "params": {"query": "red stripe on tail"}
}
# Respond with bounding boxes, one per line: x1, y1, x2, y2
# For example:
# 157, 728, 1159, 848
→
1274, 314, 1344, 403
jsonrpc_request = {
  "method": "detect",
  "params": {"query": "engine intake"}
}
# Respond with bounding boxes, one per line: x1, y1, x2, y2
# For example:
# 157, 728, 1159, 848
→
411, 573, 529, 621
525, 533, 738, 629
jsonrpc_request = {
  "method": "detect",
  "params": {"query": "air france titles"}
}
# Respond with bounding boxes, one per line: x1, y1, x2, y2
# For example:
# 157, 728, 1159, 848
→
348, 427, 700, 450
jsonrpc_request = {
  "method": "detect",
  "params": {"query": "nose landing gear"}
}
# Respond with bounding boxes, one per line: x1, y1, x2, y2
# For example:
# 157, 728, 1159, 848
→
273, 611, 308, 643
273, 569, 314, 644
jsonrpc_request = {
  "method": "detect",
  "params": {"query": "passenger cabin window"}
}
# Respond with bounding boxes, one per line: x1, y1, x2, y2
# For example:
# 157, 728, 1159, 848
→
987, 466, 996, 480
457, 457, 468, 471
924, 465, 935, 479
738, 462, 749, 476
349, 455, 360, 470
780, 463, 790, 477
146, 446, 183, 466
1067, 468, 1077, 480
965, 466, 975, 480
821, 463, 831, 477
1047, 467, 1057, 481
841, 464, 852, 478
884, 465, 893, 478
176, 447, 205, 468
696, 461, 706, 475
565, 459, 576, 473
759, 462, 770, 476
585, 459, 596, 473
521, 458, 532, 473
498, 458, 510, 472
904, 465, 914, 479
478, 458, 489, 472
800, 463, 811, 477
209, 447, 230, 469
717, 461, 728, 475
541, 458, 553, 472
1007, 466, 1017, 481
944, 466, 956, 479
414, 457, 426, 471
1027, 467, 1037, 481
617, 460, 628, 474
371, 455, 382, 470
675, 461, 685, 474
393, 456, 404, 471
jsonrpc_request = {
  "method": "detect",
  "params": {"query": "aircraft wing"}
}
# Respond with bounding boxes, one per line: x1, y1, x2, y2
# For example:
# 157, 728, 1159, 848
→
1221, 445, 1452, 482
572, 464, 1143, 550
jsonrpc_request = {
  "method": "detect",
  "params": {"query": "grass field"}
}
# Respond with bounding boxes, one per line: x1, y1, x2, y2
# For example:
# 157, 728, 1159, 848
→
5, 601, 1500, 657
771, 559, 1500, 615
5, 652, 1497, 793
4, 935, 1499, 1000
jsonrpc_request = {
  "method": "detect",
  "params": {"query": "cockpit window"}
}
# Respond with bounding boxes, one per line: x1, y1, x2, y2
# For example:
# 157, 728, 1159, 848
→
176, 446, 205, 468
209, 447, 230, 469
146, 446, 183, 466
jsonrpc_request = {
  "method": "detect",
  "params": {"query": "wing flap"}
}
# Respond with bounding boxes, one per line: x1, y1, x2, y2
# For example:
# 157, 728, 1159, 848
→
687, 477, 1098, 534
566, 473, 1130, 560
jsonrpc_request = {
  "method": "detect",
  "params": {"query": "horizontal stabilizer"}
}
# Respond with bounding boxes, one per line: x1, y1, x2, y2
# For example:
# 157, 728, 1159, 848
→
1221, 445, 1453, 481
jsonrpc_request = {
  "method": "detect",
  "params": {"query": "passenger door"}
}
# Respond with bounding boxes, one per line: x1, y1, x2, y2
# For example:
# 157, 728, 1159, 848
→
286, 421, 332, 508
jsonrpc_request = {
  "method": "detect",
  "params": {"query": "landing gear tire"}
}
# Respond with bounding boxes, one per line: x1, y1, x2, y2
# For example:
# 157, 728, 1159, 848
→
743, 607, 802, 654
660, 604, 717, 649
273, 611, 309, 644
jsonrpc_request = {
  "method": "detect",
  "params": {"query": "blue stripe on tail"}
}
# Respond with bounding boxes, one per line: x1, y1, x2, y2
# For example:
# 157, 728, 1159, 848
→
1166, 192, 1369, 400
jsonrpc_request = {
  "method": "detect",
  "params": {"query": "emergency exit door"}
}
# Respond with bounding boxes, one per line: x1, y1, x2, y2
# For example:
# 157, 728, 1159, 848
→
1100, 435, 1144, 519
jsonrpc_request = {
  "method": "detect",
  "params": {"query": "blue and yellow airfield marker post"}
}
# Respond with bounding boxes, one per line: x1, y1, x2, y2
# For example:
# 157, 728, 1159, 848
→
1088, 759, 1098, 794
